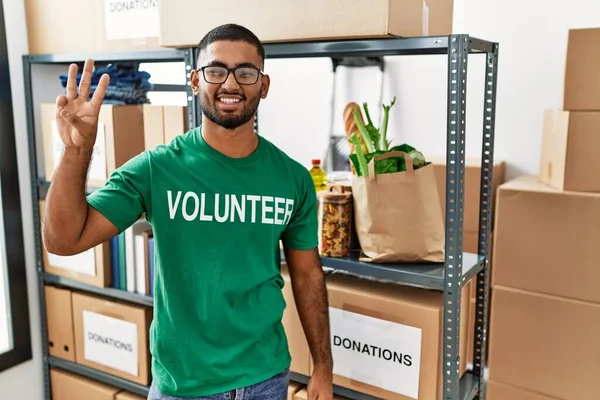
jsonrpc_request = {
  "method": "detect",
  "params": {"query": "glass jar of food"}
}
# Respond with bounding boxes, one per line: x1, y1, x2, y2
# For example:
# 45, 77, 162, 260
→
317, 185, 353, 258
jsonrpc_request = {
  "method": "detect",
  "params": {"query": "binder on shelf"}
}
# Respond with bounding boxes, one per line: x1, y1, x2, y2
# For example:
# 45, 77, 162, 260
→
45, 285, 76, 362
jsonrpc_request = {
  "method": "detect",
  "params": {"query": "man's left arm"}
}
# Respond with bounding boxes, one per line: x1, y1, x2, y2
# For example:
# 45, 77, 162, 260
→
280, 170, 333, 399
284, 247, 333, 375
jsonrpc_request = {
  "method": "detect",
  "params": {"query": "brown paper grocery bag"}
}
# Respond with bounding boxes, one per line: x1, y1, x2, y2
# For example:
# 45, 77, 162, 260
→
352, 151, 445, 263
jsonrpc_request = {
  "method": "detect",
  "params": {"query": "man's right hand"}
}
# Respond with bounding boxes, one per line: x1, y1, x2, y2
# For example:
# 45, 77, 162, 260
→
42, 58, 119, 257
56, 58, 110, 151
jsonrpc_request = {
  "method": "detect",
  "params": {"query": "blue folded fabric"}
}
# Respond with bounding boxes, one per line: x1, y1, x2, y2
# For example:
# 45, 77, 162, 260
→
59, 63, 153, 105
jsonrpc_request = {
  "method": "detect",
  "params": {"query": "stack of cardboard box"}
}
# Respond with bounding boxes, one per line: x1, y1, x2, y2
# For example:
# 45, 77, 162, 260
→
487, 27, 600, 400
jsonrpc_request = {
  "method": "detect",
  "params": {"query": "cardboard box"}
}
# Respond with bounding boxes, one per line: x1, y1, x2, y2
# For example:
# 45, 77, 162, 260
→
488, 286, 600, 400
294, 388, 348, 400
281, 264, 312, 376
492, 176, 600, 303
41, 103, 146, 187
563, 27, 600, 111
433, 158, 506, 233
143, 105, 166, 151
159, 0, 454, 47
45, 285, 76, 361
72, 292, 152, 385
318, 272, 469, 400
25, 0, 162, 54
50, 369, 120, 400
143, 105, 189, 150
116, 391, 146, 400
39, 200, 112, 288
539, 109, 600, 192
287, 381, 303, 400
163, 106, 189, 144
487, 380, 556, 400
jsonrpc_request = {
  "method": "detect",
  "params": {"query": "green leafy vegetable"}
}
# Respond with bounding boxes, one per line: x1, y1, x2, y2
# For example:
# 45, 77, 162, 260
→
362, 102, 381, 151
346, 96, 428, 177
350, 150, 409, 177
349, 132, 369, 176
352, 107, 376, 153
380, 96, 397, 151
391, 144, 427, 169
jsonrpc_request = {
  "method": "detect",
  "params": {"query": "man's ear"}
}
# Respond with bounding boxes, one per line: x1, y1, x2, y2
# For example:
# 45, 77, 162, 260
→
261, 74, 270, 98
190, 69, 200, 96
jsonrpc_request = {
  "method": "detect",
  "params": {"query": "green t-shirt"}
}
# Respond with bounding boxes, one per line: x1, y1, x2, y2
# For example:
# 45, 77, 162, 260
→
86, 126, 318, 397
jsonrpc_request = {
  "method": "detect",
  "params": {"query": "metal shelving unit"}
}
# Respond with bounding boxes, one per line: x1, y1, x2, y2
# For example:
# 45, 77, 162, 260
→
23, 47, 197, 400
26, 33, 498, 400
260, 34, 499, 400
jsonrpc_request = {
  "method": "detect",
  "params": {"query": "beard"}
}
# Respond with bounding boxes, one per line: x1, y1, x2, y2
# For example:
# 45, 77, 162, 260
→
200, 90, 260, 130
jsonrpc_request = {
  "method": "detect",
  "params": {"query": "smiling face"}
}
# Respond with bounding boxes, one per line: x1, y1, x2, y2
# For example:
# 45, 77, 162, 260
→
192, 40, 269, 130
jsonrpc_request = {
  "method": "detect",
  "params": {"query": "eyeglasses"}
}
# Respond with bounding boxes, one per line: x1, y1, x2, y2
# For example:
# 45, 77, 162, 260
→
197, 65, 263, 85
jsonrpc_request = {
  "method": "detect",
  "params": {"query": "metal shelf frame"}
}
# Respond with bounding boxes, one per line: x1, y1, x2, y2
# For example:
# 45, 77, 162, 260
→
252, 35, 498, 399
26, 34, 498, 400
23, 48, 197, 400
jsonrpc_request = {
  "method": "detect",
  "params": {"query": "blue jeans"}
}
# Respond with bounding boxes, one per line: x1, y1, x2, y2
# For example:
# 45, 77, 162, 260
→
147, 368, 290, 400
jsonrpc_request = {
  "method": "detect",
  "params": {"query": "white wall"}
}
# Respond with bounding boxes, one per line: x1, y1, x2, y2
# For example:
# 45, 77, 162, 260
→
0, 0, 43, 398
259, 1, 600, 180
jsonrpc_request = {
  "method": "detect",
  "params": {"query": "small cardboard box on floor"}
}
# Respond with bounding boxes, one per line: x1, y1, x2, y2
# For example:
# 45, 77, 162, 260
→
116, 392, 146, 400
39, 200, 112, 287
72, 292, 153, 385
159, 0, 454, 47
294, 388, 348, 400
287, 381, 304, 400
40, 103, 146, 188
25, 0, 162, 54
486, 380, 556, 400
539, 109, 600, 192
488, 286, 600, 400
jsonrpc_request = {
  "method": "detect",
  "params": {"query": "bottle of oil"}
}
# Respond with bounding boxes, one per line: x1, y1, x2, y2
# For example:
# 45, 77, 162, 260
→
310, 159, 328, 193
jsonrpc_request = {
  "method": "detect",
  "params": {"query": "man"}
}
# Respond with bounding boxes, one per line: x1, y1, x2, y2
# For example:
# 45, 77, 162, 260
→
42, 24, 333, 400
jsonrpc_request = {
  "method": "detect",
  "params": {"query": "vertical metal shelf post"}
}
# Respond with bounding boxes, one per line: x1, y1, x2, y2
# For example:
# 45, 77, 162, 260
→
443, 34, 469, 400
473, 43, 500, 399
22, 54, 52, 400
184, 48, 199, 129
24, 49, 191, 400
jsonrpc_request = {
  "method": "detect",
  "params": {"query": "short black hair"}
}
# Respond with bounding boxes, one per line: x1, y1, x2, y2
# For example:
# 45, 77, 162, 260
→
197, 23, 265, 66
